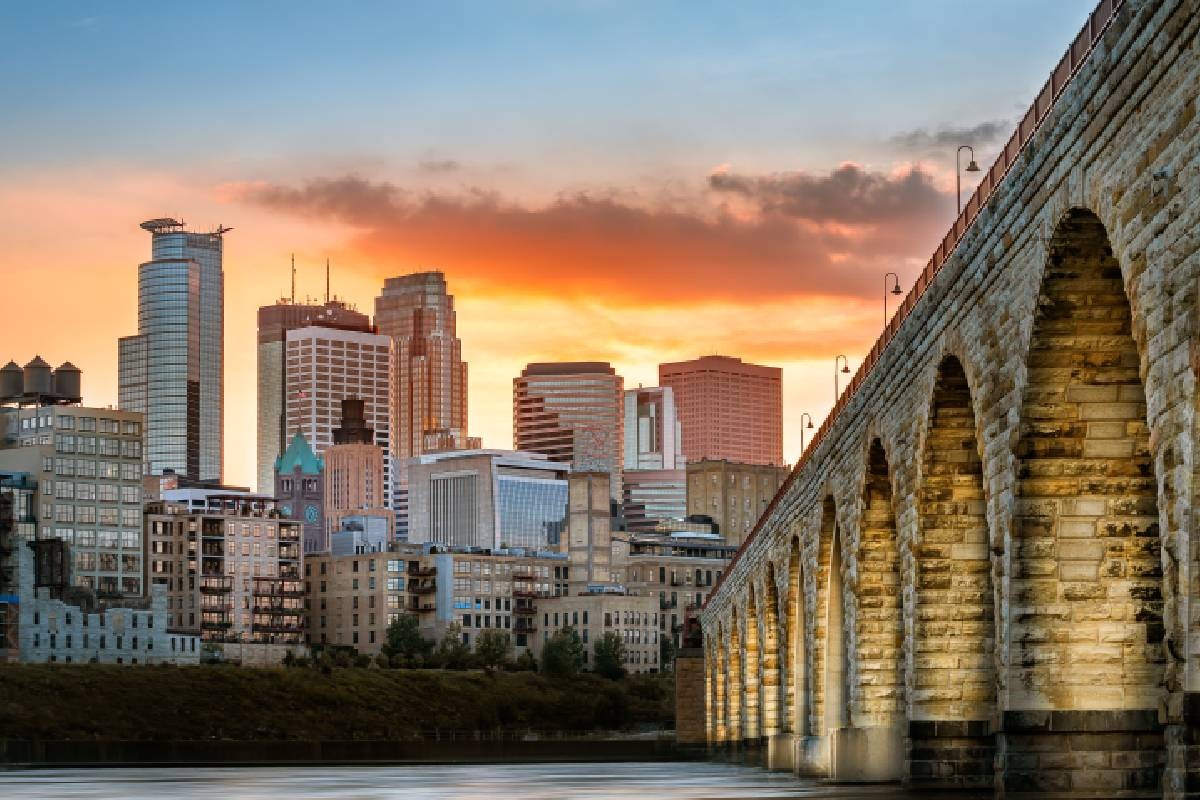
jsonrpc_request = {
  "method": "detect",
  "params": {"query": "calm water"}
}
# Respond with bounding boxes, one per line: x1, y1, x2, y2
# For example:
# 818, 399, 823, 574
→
0, 762, 981, 799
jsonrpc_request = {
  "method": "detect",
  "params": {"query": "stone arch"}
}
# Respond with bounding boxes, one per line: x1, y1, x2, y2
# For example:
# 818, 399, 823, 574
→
727, 610, 743, 742
813, 495, 849, 736
914, 354, 996, 721
854, 437, 905, 729
785, 534, 809, 736
760, 564, 782, 738
1011, 207, 1163, 710
744, 587, 761, 742
713, 632, 728, 743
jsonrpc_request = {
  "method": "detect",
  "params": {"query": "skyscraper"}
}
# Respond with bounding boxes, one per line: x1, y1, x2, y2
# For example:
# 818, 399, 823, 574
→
256, 296, 373, 493
514, 362, 623, 497
659, 355, 783, 467
621, 386, 686, 530
375, 272, 474, 534
119, 218, 226, 482
324, 398, 388, 535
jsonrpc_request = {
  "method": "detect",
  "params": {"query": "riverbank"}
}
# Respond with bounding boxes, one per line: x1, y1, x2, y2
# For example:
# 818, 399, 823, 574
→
0, 664, 675, 758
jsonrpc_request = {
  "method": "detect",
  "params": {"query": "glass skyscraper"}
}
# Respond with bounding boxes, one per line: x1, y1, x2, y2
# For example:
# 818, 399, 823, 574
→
119, 218, 225, 482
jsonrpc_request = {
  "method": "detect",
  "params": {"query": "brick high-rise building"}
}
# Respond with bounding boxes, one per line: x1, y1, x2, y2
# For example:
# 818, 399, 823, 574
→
324, 398, 388, 536
658, 355, 782, 467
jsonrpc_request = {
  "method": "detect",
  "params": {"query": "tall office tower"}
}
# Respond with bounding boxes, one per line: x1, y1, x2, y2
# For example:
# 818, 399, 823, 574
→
283, 325, 392, 506
119, 218, 226, 482
513, 362, 624, 498
375, 272, 472, 535
324, 398, 388, 535
659, 355, 783, 467
256, 297, 373, 493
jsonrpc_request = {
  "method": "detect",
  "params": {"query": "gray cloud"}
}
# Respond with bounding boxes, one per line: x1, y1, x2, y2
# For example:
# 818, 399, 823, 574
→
889, 119, 1010, 151
707, 163, 948, 224
418, 158, 462, 174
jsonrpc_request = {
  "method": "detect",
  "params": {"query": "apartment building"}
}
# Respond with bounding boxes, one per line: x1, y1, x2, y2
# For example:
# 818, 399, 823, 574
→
534, 592, 661, 674
144, 495, 305, 665
685, 459, 788, 546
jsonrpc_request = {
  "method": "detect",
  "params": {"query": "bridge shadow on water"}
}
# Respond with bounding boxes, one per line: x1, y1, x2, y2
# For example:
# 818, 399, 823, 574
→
0, 762, 993, 799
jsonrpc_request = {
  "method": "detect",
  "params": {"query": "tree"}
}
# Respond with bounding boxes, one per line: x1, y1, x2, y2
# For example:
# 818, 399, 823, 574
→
541, 626, 584, 676
475, 629, 513, 671
382, 615, 434, 666
434, 623, 474, 669
659, 635, 677, 672
592, 632, 626, 679
513, 649, 538, 672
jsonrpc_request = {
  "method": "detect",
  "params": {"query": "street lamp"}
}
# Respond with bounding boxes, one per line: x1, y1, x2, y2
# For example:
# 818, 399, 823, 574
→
957, 145, 981, 214
800, 412, 815, 454
834, 355, 850, 403
884, 272, 903, 328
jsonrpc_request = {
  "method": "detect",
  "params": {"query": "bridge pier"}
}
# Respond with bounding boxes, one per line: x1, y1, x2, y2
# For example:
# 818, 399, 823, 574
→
905, 720, 994, 792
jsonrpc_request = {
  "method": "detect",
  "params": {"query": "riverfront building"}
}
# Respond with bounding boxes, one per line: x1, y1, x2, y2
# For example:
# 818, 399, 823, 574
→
685, 459, 788, 546
119, 218, 226, 482
144, 494, 305, 666
0, 385, 146, 596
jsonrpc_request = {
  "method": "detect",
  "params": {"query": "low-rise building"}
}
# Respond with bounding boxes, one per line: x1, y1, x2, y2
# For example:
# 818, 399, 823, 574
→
14, 540, 199, 665
304, 543, 569, 656
685, 459, 788, 546
534, 591, 661, 673
144, 495, 305, 665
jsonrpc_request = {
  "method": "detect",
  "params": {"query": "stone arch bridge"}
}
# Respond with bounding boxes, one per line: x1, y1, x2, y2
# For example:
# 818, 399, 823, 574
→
696, 0, 1200, 796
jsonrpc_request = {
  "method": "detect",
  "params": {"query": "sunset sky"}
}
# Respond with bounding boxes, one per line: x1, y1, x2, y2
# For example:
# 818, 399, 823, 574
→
0, 1, 1097, 490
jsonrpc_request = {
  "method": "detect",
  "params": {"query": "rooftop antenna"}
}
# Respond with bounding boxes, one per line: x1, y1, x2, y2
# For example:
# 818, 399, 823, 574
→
290, 254, 296, 303
325, 259, 331, 303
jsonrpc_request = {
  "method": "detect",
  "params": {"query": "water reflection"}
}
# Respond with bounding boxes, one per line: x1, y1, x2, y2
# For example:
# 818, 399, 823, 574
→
0, 762, 983, 799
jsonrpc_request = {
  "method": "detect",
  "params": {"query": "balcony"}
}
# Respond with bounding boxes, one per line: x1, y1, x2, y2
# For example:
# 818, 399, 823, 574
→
511, 572, 536, 582
513, 605, 536, 616
253, 623, 304, 634
413, 604, 436, 614
200, 620, 233, 630
412, 583, 436, 595
199, 577, 232, 594
514, 620, 537, 634
410, 566, 436, 578
660, 598, 677, 610
252, 605, 304, 615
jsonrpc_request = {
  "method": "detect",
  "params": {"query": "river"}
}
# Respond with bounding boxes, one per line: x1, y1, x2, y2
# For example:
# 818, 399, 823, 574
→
0, 762, 985, 799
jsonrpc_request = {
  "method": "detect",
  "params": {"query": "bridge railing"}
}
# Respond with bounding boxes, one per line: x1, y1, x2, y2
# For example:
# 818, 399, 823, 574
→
705, 0, 1125, 609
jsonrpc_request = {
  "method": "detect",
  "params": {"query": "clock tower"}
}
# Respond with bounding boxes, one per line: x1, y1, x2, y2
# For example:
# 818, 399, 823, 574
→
274, 431, 326, 554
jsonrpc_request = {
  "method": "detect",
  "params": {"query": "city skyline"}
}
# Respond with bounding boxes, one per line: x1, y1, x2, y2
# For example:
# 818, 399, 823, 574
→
0, 1, 1100, 489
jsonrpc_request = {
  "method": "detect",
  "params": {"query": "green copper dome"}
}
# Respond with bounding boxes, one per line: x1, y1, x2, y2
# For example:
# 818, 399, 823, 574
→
275, 431, 324, 475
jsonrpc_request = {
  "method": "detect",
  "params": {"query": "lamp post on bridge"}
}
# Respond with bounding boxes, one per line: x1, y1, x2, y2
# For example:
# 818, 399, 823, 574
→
884, 272, 903, 329
799, 412, 814, 454
834, 355, 850, 405
957, 145, 981, 214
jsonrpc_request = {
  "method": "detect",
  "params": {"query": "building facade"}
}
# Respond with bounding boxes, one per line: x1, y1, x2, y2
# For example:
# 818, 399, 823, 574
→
407, 450, 568, 551
256, 297, 373, 493
274, 432, 326, 554
324, 398, 388, 535
534, 592, 662, 674
119, 218, 225, 482
684, 459, 788, 547
144, 495, 304, 665
0, 401, 145, 596
14, 541, 200, 665
284, 325, 392, 503
304, 543, 567, 656
514, 362, 623, 498
622, 469, 687, 533
623, 386, 682, 471
375, 272, 473, 534
659, 355, 782, 467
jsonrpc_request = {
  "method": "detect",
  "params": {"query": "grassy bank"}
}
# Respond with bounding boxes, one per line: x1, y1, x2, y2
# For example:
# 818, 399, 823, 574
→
0, 665, 674, 742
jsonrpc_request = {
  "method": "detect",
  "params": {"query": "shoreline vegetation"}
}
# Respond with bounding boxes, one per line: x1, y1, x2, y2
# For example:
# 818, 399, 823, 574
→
0, 665, 675, 744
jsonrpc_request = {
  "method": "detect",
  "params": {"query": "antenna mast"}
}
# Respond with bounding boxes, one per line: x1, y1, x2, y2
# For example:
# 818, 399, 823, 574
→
290, 254, 296, 303
325, 259, 331, 303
